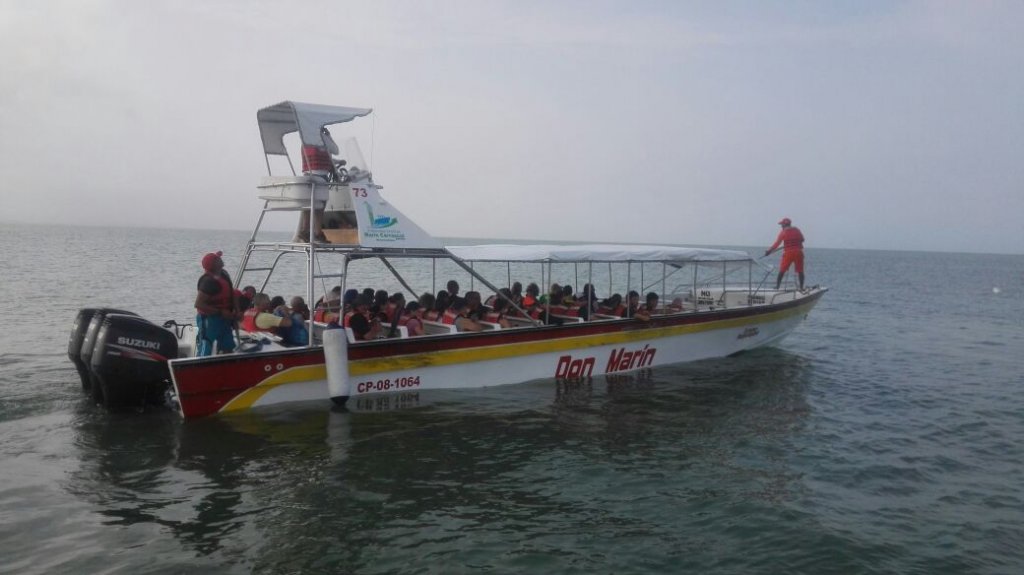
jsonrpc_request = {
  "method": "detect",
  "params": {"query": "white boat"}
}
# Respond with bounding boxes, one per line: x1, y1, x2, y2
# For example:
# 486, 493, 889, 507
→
67, 101, 827, 419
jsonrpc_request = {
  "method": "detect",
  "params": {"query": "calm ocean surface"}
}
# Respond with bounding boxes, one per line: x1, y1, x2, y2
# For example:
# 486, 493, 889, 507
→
1, 223, 1022, 574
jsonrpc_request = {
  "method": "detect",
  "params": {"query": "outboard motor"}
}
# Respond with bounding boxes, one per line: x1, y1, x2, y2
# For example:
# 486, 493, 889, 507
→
89, 313, 177, 409
70, 308, 136, 393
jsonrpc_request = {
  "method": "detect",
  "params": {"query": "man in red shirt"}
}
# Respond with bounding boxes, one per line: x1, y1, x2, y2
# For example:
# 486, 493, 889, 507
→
765, 217, 805, 290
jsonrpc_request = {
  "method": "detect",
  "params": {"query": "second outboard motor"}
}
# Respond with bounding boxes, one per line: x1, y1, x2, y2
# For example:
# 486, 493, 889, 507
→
90, 313, 178, 409
73, 308, 136, 393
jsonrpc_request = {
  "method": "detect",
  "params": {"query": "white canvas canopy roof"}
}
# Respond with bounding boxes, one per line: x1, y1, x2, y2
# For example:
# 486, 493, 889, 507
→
257, 101, 372, 155
444, 244, 753, 263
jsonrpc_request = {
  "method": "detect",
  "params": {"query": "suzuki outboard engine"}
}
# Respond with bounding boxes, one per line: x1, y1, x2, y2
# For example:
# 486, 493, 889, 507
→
69, 308, 136, 392
89, 313, 177, 409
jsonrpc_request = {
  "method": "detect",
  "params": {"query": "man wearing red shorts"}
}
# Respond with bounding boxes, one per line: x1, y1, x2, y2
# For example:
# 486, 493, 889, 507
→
765, 217, 805, 290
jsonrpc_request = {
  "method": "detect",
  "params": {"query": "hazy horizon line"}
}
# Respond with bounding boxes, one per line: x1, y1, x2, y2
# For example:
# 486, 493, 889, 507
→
3, 219, 1020, 257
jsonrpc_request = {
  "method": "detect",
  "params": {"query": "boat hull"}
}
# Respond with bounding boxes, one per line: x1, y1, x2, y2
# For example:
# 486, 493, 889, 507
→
170, 289, 825, 418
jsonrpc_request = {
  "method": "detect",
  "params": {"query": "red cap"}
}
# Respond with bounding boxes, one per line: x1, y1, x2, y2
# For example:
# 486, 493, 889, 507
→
201, 251, 223, 272
778, 218, 791, 226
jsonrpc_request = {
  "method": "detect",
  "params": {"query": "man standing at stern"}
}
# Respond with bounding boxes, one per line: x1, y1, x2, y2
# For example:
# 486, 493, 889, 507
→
195, 251, 239, 356
765, 217, 806, 290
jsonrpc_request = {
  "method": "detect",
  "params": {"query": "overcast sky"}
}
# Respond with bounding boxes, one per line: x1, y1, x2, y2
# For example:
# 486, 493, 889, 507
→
2, 1, 1022, 254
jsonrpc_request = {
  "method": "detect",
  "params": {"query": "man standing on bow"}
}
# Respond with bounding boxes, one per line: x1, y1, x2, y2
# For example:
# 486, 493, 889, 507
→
765, 217, 806, 290
194, 251, 240, 355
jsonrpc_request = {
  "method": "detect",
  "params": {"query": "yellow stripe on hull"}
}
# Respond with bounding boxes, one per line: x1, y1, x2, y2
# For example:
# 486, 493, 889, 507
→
219, 298, 815, 414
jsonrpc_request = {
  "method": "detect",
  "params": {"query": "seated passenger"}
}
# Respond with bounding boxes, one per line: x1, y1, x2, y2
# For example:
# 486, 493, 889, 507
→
290, 296, 310, 321
418, 292, 438, 321
381, 293, 406, 337
562, 285, 576, 306
483, 289, 513, 328
315, 286, 341, 309
400, 301, 425, 336
344, 295, 382, 341
668, 297, 685, 313
371, 289, 389, 317
441, 296, 464, 325
510, 282, 524, 307
623, 290, 642, 318
361, 287, 376, 304
464, 291, 485, 320
540, 283, 562, 305
239, 285, 257, 311
432, 290, 450, 320
243, 293, 292, 334
274, 297, 309, 346
519, 283, 542, 319
577, 284, 598, 320
342, 288, 359, 313
597, 293, 625, 317
450, 299, 483, 332
446, 279, 460, 300
633, 292, 659, 321
314, 287, 342, 324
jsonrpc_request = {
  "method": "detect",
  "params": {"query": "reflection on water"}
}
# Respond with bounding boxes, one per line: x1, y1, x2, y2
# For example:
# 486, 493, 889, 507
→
64, 350, 815, 572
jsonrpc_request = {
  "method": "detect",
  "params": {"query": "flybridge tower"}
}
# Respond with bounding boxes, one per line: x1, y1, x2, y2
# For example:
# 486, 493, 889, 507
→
253, 100, 441, 249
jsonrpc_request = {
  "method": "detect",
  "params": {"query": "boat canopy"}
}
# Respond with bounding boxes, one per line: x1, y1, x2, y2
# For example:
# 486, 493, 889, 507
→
257, 101, 372, 155
445, 244, 753, 263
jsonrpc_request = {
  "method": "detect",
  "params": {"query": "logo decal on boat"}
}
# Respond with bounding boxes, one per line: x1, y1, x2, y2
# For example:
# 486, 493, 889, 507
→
364, 204, 398, 229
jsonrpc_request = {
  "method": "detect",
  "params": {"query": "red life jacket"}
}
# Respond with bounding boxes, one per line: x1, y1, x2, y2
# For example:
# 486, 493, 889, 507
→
198, 273, 232, 312
484, 311, 503, 323
441, 308, 461, 325
301, 145, 333, 174
342, 311, 357, 328
548, 305, 569, 316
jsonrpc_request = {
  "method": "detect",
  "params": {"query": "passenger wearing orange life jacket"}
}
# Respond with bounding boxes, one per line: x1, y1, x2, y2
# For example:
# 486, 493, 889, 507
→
518, 283, 543, 320
344, 295, 381, 340
440, 299, 462, 325
242, 293, 292, 333
313, 287, 343, 324
765, 217, 806, 290
483, 289, 513, 328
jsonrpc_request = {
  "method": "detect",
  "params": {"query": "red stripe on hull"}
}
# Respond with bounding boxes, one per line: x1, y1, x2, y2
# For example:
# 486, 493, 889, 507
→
172, 348, 323, 418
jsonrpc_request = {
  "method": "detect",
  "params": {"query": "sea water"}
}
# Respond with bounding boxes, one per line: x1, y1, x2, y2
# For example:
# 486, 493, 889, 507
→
0, 223, 1022, 574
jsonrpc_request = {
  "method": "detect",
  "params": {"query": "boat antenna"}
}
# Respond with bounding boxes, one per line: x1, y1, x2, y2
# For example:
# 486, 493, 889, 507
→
369, 112, 377, 173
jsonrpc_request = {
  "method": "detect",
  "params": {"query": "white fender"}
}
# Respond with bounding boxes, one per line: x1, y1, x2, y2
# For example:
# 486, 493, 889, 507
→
323, 329, 350, 402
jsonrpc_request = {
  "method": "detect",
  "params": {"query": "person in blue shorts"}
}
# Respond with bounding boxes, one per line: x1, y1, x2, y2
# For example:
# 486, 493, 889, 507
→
194, 251, 239, 355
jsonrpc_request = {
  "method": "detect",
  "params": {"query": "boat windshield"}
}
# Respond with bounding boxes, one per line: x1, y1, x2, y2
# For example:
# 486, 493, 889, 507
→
339, 138, 370, 181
